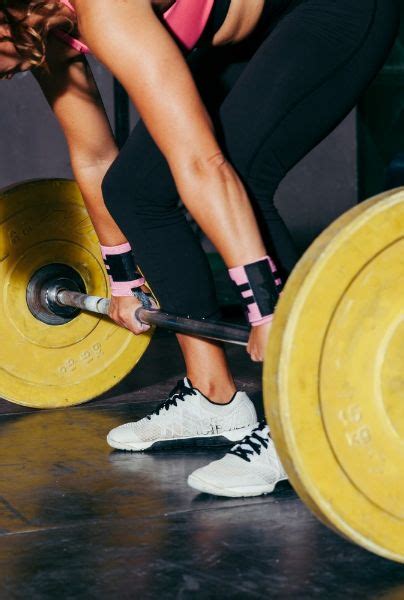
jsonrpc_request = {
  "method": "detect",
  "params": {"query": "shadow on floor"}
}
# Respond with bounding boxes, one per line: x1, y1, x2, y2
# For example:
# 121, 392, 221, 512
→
0, 333, 403, 599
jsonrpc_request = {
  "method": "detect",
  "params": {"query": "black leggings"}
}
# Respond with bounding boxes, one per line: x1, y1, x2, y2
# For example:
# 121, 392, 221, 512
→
102, 0, 399, 318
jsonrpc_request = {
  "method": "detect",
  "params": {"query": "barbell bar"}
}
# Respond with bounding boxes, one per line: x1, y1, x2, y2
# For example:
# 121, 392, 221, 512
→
55, 289, 250, 346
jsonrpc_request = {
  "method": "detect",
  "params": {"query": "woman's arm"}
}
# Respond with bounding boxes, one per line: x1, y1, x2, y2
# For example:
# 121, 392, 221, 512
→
34, 43, 153, 335
34, 40, 124, 244
75, 0, 267, 268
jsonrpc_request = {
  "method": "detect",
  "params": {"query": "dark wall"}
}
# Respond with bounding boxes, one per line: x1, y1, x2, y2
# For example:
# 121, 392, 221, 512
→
0, 59, 114, 186
358, 1, 404, 199
0, 60, 357, 252
275, 111, 356, 251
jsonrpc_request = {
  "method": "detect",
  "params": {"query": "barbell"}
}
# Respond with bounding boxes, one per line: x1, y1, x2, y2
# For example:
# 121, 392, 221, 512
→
26, 269, 251, 345
0, 179, 402, 562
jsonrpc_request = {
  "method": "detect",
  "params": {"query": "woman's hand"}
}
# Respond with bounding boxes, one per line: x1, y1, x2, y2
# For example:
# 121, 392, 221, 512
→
247, 320, 273, 362
108, 296, 152, 335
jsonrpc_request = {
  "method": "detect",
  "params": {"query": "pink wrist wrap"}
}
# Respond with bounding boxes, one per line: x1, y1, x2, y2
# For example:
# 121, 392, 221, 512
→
228, 255, 282, 326
100, 242, 145, 297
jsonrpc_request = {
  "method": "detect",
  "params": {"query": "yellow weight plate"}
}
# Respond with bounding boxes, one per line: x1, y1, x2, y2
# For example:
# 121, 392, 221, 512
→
264, 188, 404, 562
0, 179, 153, 409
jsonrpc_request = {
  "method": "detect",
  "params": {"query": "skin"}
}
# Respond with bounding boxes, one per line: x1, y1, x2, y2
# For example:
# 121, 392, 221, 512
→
0, 0, 272, 403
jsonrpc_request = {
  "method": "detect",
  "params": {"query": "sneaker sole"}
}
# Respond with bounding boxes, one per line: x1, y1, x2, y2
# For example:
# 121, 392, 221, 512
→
107, 426, 253, 452
187, 472, 288, 498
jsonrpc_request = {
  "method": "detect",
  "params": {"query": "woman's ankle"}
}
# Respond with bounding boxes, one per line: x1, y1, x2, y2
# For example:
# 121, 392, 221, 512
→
187, 375, 237, 404
177, 333, 236, 403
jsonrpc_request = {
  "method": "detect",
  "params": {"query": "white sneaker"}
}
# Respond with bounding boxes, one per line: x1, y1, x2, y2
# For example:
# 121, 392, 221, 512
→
187, 421, 288, 497
107, 378, 257, 451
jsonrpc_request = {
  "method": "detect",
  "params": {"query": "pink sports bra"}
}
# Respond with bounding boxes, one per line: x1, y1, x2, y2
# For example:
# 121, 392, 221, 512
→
55, 0, 215, 54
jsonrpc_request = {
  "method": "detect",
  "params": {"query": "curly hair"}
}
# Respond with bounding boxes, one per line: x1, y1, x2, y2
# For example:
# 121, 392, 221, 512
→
0, 1, 72, 70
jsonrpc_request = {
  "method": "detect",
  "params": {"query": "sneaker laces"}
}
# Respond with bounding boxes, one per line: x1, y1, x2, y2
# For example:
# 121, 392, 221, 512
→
146, 379, 196, 420
228, 420, 270, 462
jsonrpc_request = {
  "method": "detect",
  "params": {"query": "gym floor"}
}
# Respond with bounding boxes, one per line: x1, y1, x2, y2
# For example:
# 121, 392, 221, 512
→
0, 330, 403, 599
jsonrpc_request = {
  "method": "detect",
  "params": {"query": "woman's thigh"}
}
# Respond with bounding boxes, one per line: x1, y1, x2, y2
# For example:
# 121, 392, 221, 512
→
218, 0, 399, 267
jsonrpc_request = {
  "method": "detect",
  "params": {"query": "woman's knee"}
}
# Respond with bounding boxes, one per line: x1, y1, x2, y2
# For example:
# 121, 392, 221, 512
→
101, 154, 157, 233
229, 143, 286, 207
102, 151, 180, 226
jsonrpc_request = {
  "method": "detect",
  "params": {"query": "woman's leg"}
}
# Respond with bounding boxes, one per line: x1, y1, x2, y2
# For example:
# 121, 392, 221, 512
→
188, 0, 399, 495
102, 83, 238, 402
216, 0, 398, 275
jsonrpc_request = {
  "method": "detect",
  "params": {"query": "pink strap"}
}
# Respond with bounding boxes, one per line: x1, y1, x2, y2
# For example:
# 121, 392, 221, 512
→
229, 256, 282, 326
163, 0, 215, 50
55, 0, 91, 54
229, 256, 282, 287
109, 280, 145, 297
59, 0, 75, 11
101, 243, 145, 297
53, 29, 90, 54
251, 314, 274, 327
100, 242, 132, 259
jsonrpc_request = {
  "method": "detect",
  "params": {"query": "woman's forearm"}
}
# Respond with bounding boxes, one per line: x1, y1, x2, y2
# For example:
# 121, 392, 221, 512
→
73, 148, 266, 272
74, 150, 265, 270
171, 153, 267, 268
73, 160, 128, 246
35, 50, 127, 247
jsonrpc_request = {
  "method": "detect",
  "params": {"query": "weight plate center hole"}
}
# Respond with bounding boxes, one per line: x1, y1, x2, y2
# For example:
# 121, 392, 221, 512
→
26, 264, 86, 326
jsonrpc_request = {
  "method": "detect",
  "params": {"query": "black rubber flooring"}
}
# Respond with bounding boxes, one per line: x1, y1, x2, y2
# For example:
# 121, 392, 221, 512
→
0, 331, 403, 599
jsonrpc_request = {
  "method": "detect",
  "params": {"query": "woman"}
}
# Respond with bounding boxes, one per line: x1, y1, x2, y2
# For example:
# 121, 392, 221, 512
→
0, 0, 398, 497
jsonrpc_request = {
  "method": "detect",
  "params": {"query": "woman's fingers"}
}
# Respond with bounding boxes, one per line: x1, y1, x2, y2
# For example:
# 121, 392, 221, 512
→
109, 296, 151, 335
247, 321, 273, 362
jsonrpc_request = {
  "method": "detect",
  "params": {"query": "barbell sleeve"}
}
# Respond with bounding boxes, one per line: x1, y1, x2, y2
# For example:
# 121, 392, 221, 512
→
56, 290, 111, 316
